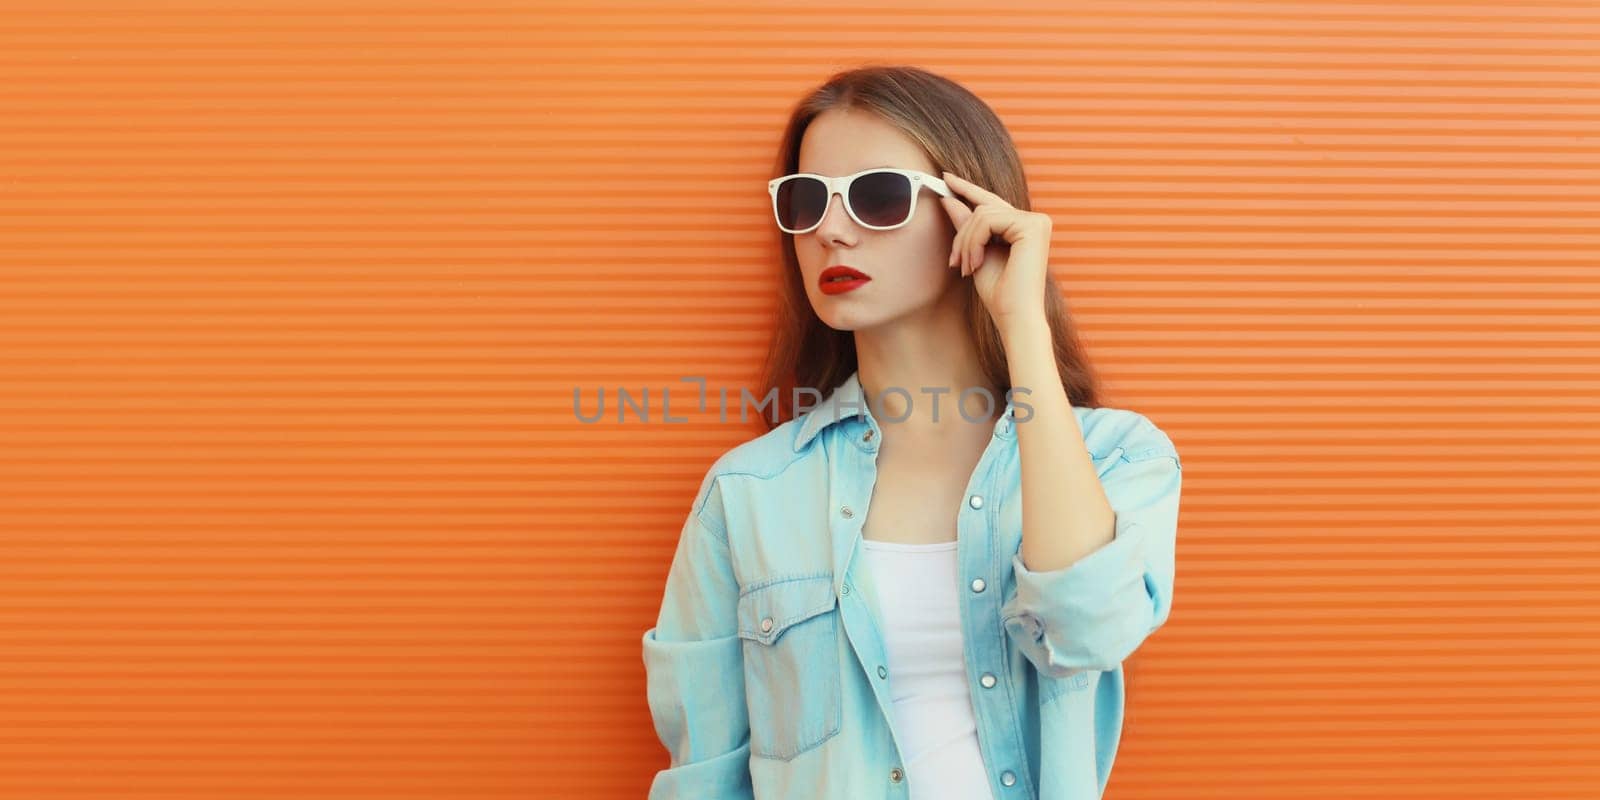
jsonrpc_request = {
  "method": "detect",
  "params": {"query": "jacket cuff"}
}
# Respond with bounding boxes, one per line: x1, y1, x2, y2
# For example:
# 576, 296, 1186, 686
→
1001, 513, 1160, 676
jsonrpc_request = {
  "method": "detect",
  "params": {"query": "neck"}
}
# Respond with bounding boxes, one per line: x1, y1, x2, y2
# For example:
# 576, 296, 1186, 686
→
852, 293, 1002, 438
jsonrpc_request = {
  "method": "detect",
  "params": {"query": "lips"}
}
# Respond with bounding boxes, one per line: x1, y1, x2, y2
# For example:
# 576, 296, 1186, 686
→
818, 265, 871, 290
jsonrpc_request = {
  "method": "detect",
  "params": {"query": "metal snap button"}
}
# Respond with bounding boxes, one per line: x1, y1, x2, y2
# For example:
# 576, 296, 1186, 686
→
981, 673, 996, 688
968, 494, 984, 509
970, 578, 986, 593
760, 617, 773, 633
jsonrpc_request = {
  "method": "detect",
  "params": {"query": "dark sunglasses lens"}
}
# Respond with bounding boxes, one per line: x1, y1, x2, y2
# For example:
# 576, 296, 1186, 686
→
849, 171, 913, 227
776, 177, 828, 231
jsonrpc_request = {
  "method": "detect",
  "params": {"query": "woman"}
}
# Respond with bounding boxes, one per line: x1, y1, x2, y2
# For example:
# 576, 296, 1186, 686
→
641, 65, 1183, 800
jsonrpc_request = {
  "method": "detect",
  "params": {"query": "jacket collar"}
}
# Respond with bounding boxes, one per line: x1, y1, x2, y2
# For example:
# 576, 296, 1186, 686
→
792, 369, 1017, 451
792, 371, 870, 452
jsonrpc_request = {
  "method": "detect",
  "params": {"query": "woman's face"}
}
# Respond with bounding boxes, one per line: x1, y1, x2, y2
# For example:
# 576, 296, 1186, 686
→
791, 109, 959, 332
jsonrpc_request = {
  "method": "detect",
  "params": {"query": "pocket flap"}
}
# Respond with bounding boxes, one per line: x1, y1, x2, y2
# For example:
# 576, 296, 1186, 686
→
737, 575, 836, 646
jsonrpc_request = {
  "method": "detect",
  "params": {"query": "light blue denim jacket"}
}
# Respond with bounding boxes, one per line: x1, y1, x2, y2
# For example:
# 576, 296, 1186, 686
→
641, 370, 1183, 800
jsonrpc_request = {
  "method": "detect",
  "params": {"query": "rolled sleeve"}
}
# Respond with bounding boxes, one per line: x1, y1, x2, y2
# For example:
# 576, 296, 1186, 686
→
641, 481, 754, 800
1001, 437, 1183, 677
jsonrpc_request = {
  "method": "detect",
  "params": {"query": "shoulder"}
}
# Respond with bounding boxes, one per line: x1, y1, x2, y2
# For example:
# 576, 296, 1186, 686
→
1070, 404, 1181, 464
687, 416, 813, 518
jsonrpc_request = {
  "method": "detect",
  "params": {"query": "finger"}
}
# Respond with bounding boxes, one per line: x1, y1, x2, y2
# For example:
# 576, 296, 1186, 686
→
965, 210, 986, 276
975, 230, 1002, 274
956, 221, 971, 276
939, 195, 970, 228
939, 198, 967, 269
947, 212, 960, 272
942, 171, 1010, 209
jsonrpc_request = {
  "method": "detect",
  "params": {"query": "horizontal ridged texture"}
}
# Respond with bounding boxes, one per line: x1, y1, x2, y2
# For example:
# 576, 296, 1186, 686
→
1, 2, 1598, 798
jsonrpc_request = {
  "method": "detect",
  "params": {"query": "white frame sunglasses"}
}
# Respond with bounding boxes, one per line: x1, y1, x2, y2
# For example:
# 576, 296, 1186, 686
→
768, 167, 953, 234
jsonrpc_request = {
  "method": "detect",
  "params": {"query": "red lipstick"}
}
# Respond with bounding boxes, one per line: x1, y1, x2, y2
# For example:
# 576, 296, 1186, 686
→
819, 265, 871, 295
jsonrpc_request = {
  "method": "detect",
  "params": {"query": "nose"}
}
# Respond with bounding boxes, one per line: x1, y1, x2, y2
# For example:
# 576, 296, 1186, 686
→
811, 189, 856, 242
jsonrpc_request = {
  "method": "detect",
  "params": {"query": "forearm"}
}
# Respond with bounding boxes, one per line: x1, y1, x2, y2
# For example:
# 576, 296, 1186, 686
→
1000, 314, 1117, 573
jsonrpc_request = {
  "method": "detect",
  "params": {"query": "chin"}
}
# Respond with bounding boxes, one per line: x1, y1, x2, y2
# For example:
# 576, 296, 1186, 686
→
809, 303, 864, 331
813, 312, 859, 332
816, 305, 897, 333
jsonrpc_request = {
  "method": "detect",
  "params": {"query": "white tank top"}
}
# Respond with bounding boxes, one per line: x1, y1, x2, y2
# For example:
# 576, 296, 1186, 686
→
858, 538, 998, 800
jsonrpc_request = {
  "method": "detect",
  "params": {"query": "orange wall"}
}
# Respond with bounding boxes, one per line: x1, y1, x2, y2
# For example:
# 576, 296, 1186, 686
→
2, 2, 1598, 798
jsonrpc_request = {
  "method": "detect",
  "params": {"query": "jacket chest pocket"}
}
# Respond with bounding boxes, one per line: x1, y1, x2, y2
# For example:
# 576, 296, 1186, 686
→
736, 574, 842, 761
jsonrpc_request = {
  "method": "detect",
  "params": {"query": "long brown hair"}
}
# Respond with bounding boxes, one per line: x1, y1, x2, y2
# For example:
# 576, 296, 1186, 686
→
757, 65, 1104, 429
